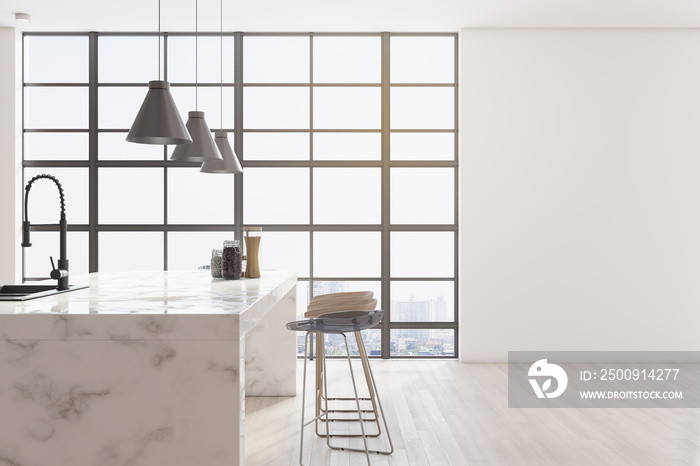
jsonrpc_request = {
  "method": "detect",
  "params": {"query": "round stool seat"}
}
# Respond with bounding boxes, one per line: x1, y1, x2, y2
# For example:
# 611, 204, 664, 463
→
287, 310, 383, 334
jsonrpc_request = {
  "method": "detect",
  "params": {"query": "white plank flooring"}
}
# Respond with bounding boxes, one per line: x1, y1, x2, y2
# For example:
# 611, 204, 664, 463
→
245, 360, 700, 465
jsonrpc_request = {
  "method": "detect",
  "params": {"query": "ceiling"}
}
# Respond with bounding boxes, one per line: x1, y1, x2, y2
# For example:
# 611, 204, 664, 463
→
1, 0, 700, 32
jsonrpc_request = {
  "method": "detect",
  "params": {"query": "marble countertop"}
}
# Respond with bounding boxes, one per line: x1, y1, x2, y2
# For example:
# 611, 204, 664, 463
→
0, 271, 296, 315
0, 271, 297, 341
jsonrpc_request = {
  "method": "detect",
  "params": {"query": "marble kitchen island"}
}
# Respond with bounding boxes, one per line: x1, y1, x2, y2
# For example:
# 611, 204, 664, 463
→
0, 270, 297, 466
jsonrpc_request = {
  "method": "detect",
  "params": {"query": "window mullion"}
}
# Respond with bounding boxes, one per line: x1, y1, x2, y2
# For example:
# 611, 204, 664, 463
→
380, 32, 391, 359
89, 32, 98, 273
234, 32, 244, 250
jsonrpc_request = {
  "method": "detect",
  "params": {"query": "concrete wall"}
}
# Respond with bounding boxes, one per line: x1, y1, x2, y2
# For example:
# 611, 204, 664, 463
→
460, 29, 700, 362
0, 28, 21, 285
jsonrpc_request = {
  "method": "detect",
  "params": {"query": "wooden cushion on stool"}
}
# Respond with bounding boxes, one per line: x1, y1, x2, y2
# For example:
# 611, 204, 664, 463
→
310, 290, 374, 304
305, 298, 377, 319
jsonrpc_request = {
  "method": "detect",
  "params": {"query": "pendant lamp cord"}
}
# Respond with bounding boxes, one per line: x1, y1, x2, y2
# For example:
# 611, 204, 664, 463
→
195, 0, 198, 111
158, 0, 161, 80
220, 0, 223, 131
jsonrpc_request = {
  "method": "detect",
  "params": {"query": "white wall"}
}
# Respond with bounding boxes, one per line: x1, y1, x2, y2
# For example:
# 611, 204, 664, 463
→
0, 27, 21, 285
460, 29, 700, 362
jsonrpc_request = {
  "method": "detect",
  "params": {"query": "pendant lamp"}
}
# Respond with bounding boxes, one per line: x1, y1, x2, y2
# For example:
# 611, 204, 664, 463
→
170, 0, 222, 162
201, 0, 243, 174
127, 0, 191, 145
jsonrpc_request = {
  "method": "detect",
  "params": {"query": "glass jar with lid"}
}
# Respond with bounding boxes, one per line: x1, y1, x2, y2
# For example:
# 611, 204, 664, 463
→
222, 240, 242, 280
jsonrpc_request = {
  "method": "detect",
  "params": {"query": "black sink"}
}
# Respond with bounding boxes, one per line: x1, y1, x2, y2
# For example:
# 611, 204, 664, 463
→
0, 284, 89, 301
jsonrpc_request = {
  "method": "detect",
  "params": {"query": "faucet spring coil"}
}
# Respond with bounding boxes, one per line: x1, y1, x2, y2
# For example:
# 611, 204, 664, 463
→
25, 174, 66, 215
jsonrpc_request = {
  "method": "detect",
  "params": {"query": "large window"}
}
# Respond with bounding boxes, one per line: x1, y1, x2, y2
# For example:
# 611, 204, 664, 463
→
23, 32, 458, 358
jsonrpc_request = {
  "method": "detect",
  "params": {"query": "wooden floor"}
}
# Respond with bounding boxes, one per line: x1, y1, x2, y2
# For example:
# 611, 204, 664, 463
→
246, 360, 700, 465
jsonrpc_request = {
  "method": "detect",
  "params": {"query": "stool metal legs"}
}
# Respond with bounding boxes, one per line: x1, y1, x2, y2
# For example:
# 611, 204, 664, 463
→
299, 330, 394, 466
315, 332, 381, 438
332, 333, 371, 463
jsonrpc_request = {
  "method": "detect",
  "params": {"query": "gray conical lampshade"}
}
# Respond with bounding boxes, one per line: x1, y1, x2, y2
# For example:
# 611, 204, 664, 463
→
200, 131, 243, 173
127, 81, 192, 145
170, 111, 222, 162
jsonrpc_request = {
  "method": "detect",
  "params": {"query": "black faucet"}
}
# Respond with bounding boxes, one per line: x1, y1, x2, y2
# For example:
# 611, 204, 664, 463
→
22, 174, 69, 291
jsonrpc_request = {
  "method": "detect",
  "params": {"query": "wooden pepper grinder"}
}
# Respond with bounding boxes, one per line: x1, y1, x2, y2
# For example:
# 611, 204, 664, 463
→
244, 227, 262, 278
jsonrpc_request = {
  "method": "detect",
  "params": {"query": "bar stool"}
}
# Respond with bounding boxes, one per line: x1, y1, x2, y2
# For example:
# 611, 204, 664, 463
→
287, 310, 393, 465
306, 296, 381, 438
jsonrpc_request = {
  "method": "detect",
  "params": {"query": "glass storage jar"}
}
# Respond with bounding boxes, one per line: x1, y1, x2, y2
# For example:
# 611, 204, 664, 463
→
210, 249, 223, 278
222, 240, 242, 280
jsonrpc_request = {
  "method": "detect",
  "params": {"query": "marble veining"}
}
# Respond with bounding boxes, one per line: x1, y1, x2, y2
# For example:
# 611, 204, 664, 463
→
14, 376, 112, 422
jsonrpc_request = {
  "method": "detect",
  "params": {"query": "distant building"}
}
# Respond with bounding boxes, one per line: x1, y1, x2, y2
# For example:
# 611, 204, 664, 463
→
434, 295, 449, 321
312, 281, 346, 299
391, 296, 431, 323
391, 296, 434, 341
